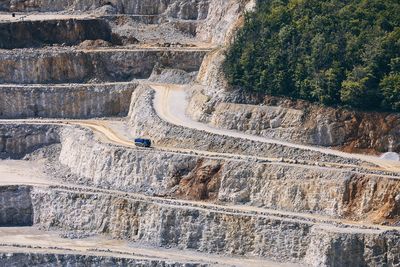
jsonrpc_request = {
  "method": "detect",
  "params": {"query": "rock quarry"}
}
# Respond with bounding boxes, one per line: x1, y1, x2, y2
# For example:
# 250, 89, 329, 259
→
0, 0, 400, 266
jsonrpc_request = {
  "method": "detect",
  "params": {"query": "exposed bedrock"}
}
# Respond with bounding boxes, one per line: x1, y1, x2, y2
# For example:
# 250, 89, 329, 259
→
0, 124, 59, 159
5, 0, 210, 20
32, 187, 313, 262
0, 186, 33, 226
30, 186, 400, 266
219, 164, 400, 224
192, 91, 400, 154
194, 49, 400, 154
196, 0, 255, 44
0, 2, 8, 11
303, 227, 400, 267
0, 82, 138, 119
302, 105, 400, 154
59, 126, 207, 197
59, 127, 400, 224
165, 0, 210, 20
208, 102, 304, 142
0, 252, 206, 267
0, 49, 207, 84
127, 85, 361, 165
0, 19, 112, 49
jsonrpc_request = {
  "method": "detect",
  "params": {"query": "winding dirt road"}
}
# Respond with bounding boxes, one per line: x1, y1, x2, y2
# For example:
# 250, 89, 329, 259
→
1, 81, 400, 176
151, 83, 400, 173
0, 117, 398, 178
1, 83, 400, 265
1, 83, 399, 232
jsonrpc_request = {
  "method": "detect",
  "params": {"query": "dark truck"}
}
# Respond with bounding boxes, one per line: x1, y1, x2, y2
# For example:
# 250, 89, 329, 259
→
134, 138, 152, 148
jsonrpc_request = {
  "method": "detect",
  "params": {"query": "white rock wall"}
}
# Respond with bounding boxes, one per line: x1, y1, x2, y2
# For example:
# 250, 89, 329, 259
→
0, 186, 32, 226
58, 126, 400, 222
0, 83, 137, 119
127, 85, 361, 165
6, 0, 210, 20
0, 252, 205, 267
31, 186, 400, 266
0, 124, 59, 159
0, 50, 207, 84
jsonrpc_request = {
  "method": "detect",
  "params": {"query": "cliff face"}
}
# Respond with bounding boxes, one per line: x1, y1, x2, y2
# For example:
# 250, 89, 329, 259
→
59, 126, 200, 196
0, 124, 59, 159
29, 186, 400, 265
0, 252, 206, 267
59, 125, 400, 224
0, 19, 112, 49
194, 94, 400, 154
303, 227, 400, 267
5, 0, 210, 19
302, 104, 400, 153
31, 186, 314, 260
127, 85, 360, 165
196, 0, 255, 44
0, 50, 206, 84
0, 186, 33, 226
208, 102, 304, 142
0, 83, 137, 119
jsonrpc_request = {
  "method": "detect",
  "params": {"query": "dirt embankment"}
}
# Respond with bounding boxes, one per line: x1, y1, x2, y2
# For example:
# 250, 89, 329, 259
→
169, 158, 222, 200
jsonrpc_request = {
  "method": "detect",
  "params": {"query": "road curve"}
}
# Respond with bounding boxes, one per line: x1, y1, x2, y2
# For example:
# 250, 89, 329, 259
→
151, 83, 400, 173
0, 118, 398, 178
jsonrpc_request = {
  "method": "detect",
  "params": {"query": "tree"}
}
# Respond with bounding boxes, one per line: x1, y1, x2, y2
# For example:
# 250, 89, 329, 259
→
381, 73, 400, 111
224, 0, 400, 111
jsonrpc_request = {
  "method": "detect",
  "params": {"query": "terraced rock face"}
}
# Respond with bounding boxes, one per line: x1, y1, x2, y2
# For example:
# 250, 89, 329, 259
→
0, 49, 206, 84
54, 126, 400, 224
0, 124, 59, 159
0, 83, 138, 119
0, 184, 396, 266
0, 253, 205, 267
127, 86, 362, 165
0, 18, 112, 49
1, 0, 400, 266
200, 95, 400, 154
4, 0, 210, 19
0, 186, 32, 226
191, 50, 400, 154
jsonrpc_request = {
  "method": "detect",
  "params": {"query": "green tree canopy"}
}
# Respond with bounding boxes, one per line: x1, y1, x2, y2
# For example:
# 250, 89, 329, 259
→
223, 0, 400, 111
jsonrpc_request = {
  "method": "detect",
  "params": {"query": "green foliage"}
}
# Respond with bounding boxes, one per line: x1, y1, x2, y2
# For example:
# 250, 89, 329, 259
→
381, 72, 400, 111
223, 0, 400, 111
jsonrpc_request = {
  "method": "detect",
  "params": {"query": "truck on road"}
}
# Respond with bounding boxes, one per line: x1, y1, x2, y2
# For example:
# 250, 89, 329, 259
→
134, 138, 152, 148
